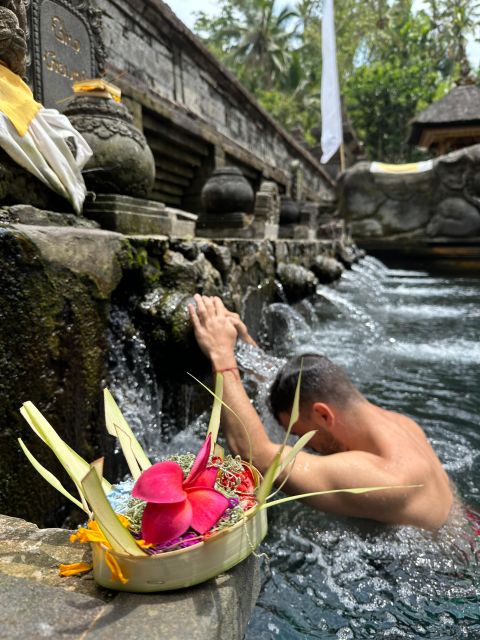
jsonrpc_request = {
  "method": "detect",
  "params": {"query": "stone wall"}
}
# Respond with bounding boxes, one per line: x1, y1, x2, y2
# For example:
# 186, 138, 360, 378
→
0, 209, 349, 526
338, 145, 480, 244
92, 0, 334, 206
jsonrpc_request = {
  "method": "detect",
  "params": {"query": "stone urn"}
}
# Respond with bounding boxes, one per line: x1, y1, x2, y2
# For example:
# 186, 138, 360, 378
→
279, 196, 300, 225
200, 167, 254, 226
63, 95, 155, 198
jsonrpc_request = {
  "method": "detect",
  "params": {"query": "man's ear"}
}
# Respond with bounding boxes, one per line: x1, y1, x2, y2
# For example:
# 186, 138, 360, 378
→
312, 402, 335, 429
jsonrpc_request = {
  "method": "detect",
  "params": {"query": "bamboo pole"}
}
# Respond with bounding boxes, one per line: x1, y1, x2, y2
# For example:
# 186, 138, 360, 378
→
340, 144, 346, 173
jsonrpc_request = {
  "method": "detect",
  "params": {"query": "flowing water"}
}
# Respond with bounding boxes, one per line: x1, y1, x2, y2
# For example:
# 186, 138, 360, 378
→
244, 258, 480, 640
109, 257, 480, 639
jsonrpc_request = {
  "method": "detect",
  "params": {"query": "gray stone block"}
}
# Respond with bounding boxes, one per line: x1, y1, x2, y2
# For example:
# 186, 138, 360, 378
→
251, 221, 279, 239
0, 573, 109, 640
84, 556, 260, 640
90, 194, 167, 211
84, 197, 197, 237
0, 515, 261, 640
86, 209, 174, 235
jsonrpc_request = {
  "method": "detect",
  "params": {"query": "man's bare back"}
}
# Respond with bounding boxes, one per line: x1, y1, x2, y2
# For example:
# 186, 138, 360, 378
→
277, 402, 453, 530
188, 294, 453, 531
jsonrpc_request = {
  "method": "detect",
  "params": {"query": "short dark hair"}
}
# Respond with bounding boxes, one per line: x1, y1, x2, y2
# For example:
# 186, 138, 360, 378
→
269, 353, 362, 419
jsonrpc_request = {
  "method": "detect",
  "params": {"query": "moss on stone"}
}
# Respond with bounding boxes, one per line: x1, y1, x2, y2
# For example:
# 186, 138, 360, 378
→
1, 228, 348, 527
0, 227, 116, 526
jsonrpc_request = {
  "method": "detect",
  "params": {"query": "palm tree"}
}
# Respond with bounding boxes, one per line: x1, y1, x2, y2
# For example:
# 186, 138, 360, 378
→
202, 0, 298, 90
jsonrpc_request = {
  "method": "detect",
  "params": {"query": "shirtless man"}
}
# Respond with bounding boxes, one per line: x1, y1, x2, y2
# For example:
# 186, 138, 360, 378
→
189, 295, 453, 530
188, 294, 453, 531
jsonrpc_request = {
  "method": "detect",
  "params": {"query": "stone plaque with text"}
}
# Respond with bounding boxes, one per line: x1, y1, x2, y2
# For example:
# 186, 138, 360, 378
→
29, 0, 99, 108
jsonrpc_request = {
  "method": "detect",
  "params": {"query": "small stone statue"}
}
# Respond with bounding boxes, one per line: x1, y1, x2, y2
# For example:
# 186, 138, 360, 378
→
0, 2, 28, 76
253, 180, 280, 225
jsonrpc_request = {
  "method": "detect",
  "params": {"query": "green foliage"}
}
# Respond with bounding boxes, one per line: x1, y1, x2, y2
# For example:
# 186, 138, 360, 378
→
195, 0, 297, 91
194, 0, 480, 162
344, 9, 454, 161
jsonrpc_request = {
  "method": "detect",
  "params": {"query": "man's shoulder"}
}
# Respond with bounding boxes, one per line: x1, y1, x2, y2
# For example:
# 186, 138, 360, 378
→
380, 407, 426, 434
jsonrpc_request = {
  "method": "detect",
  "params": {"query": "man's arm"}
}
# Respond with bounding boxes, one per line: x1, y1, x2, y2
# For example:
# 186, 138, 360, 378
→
188, 295, 407, 522
188, 295, 277, 471
274, 448, 410, 522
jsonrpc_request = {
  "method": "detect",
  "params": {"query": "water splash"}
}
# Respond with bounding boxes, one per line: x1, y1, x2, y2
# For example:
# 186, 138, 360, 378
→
107, 307, 163, 459
243, 259, 480, 640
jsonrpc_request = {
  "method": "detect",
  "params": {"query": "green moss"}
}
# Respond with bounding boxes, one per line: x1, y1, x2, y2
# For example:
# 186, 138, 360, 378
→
0, 228, 112, 526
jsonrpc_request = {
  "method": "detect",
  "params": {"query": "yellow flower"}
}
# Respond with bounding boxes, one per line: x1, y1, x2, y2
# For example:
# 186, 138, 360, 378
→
59, 562, 93, 577
117, 514, 130, 528
69, 520, 111, 547
135, 538, 154, 550
65, 514, 150, 584
104, 551, 128, 584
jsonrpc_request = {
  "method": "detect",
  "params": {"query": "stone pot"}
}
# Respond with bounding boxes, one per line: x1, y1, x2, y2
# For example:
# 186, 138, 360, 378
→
279, 196, 300, 225
201, 167, 254, 216
63, 95, 155, 198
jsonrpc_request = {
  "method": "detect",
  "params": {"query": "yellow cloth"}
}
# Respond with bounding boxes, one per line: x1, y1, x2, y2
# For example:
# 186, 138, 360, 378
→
370, 160, 433, 175
0, 64, 41, 137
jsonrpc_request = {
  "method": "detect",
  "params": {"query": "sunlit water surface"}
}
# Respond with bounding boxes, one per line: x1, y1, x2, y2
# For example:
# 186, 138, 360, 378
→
109, 257, 480, 639
244, 258, 480, 640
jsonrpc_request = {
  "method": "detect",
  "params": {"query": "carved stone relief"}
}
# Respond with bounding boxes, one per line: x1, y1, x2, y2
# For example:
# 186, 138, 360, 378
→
338, 144, 480, 241
28, 0, 106, 107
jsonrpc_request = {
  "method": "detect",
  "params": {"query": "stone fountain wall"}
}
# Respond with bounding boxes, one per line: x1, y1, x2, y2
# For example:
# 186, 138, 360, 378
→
0, 208, 352, 526
338, 145, 480, 247
91, 0, 334, 205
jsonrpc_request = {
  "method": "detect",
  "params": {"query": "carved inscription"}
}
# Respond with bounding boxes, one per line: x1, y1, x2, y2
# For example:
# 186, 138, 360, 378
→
31, 0, 96, 107
51, 16, 81, 53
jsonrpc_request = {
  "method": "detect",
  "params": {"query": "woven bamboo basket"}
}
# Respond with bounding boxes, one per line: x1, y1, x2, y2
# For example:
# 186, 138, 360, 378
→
91, 506, 268, 592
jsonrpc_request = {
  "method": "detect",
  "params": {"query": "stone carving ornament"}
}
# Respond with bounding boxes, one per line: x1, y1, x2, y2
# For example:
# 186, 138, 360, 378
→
339, 144, 480, 241
0, 1, 28, 76
28, 0, 106, 79
63, 94, 156, 198
200, 166, 254, 227
71, 0, 107, 74
64, 95, 147, 148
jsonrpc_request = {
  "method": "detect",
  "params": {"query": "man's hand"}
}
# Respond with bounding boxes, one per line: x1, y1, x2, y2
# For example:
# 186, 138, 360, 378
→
224, 310, 258, 348
189, 295, 275, 470
188, 295, 238, 369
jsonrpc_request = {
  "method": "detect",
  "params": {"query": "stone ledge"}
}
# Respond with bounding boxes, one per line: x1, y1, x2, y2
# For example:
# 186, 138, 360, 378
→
0, 515, 260, 640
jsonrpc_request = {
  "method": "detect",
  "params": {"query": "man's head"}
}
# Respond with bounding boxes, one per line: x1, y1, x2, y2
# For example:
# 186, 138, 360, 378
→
269, 353, 363, 452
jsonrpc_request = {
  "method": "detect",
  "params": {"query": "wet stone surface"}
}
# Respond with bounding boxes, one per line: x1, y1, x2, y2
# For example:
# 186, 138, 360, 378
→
0, 514, 260, 640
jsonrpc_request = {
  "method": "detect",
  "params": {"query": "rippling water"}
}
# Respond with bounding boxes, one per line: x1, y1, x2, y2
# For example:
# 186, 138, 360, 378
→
108, 257, 480, 639
245, 258, 480, 640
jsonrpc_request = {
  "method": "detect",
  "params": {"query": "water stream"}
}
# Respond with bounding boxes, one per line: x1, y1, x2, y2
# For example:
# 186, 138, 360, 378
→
245, 257, 480, 639
109, 257, 480, 639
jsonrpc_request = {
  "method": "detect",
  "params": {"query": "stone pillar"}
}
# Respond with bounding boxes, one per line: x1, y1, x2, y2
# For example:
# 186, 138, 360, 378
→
251, 180, 280, 239
298, 201, 319, 240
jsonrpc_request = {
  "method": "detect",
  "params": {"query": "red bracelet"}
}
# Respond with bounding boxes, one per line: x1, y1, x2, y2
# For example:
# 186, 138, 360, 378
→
213, 366, 239, 374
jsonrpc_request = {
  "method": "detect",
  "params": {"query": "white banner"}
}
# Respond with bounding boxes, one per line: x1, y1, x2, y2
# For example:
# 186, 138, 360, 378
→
321, 0, 343, 164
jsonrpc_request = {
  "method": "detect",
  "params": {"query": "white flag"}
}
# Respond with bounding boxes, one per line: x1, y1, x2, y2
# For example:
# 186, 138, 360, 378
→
321, 0, 343, 163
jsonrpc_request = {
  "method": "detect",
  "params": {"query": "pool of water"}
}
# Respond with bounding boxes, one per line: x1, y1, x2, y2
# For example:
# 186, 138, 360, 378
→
244, 258, 480, 640
109, 256, 479, 639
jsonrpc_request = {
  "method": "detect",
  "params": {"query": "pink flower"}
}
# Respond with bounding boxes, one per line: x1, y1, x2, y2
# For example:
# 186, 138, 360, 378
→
132, 434, 229, 545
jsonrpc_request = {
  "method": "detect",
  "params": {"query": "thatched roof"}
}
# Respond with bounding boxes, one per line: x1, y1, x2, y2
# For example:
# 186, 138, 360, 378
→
409, 84, 480, 145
